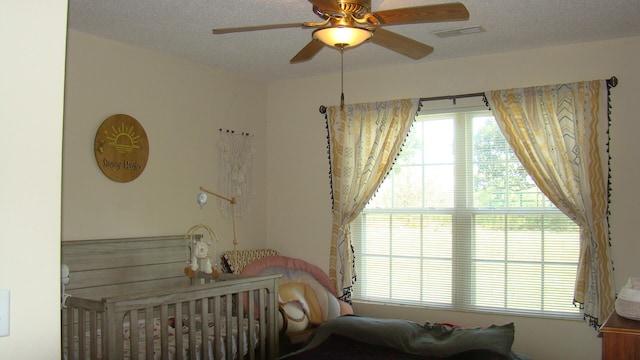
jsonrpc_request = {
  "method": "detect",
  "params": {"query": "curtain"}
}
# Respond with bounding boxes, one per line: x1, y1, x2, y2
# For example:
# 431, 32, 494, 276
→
486, 80, 615, 327
324, 98, 420, 301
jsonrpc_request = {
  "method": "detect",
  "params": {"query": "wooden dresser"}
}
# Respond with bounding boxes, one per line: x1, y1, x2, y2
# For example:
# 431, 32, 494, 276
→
600, 311, 640, 359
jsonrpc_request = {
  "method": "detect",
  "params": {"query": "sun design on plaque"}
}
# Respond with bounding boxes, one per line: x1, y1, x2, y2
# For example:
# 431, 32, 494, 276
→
107, 123, 141, 154
94, 114, 149, 183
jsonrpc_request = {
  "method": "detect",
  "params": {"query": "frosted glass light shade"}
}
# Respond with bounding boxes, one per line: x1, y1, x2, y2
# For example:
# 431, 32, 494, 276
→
313, 26, 372, 48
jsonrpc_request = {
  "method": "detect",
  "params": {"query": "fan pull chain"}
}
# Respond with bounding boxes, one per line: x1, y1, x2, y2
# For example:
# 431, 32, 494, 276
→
340, 47, 345, 110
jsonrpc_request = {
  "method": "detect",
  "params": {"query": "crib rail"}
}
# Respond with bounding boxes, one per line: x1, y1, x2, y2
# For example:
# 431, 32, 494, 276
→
63, 296, 106, 360
62, 274, 280, 360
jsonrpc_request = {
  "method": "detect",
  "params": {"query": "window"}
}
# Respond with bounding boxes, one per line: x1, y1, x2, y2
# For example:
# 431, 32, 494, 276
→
352, 106, 581, 318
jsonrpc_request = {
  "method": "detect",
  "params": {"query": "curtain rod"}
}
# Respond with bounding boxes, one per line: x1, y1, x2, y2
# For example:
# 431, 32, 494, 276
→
419, 92, 485, 105
319, 93, 483, 114
318, 76, 618, 114
219, 128, 250, 136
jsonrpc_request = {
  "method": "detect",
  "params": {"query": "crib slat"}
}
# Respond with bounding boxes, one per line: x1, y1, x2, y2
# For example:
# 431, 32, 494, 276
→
268, 285, 279, 359
237, 291, 246, 360
213, 295, 222, 360
200, 298, 209, 358
66, 306, 75, 360
225, 294, 233, 359
188, 300, 197, 359
175, 302, 184, 360
130, 310, 139, 360
78, 308, 86, 358
108, 301, 119, 360
160, 304, 169, 360
145, 307, 154, 360
247, 289, 256, 360
259, 289, 267, 360
89, 310, 98, 359
207, 297, 214, 358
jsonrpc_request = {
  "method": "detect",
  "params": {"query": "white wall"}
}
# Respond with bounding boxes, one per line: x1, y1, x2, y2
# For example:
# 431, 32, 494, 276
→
0, 1, 67, 358
63, 31, 269, 254
266, 36, 640, 360
25, 18, 637, 359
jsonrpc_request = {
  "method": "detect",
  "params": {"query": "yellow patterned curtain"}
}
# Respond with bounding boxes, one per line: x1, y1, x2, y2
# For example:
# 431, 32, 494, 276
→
325, 99, 419, 300
486, 80, 615, 327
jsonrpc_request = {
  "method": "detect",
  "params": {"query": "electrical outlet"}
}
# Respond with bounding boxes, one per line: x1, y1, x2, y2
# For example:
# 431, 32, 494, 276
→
0, 290, 9, 337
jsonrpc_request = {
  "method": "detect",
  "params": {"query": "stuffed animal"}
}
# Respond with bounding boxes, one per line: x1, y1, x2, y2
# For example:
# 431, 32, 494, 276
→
184, 224, 220, 279
61, 264, 71, 308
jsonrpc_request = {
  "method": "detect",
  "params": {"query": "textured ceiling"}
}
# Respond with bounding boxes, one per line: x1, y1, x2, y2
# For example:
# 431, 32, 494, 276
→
67, 0, 640, 83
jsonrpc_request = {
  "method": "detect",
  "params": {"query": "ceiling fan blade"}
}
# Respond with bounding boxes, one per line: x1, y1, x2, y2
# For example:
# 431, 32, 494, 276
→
308, 0, 343, 13
371, 28, 433, 59
290, 39, 325, 64
212, 23, 305, 34
373, 2, 469, 25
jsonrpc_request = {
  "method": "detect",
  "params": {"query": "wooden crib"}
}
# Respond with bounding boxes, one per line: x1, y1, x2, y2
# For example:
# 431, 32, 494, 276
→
61, 235, 280, 360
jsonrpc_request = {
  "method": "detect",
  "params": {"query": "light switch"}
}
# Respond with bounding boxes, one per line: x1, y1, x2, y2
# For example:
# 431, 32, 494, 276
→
0, 289, 9, 337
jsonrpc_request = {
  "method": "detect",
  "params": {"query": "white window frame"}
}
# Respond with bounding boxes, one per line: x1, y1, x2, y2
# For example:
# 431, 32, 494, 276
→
352, 105, 582, 320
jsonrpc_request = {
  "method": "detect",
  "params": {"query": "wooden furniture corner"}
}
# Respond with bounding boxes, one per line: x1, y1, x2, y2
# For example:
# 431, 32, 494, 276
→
600, 311, 640, 359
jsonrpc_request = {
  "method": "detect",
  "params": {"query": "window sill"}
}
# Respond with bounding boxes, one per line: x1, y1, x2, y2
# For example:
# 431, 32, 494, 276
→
351, 299, 584, 322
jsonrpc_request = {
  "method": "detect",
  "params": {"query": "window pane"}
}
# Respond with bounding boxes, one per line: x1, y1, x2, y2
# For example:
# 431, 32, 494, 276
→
423, 259, 452, 304
424, 119, 454, 164
543, 264, 579, 311
423, 215, 452, 258
475, 262, 505, 308
424, 164, 454, 207
391, 214, 421, 257
361, 213, 390, 255
359, 255, 390, 298
392, 258, 421, 301
353, 108, 581, 318
423, 214, 452, 304
506, 215, 542, 262
475, 215, 506, 260
391, 166, 424, 208
507, 263, 542, 311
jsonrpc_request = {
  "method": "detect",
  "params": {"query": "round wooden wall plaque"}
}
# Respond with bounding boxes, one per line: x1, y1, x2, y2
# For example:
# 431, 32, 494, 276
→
94, 114, 149, 182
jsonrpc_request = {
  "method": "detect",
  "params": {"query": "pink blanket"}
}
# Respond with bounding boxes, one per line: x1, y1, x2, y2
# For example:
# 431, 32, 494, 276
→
242, 256, 353, 321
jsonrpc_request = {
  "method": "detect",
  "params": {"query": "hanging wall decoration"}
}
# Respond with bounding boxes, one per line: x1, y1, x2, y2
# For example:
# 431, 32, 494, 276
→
94, 114, 149, 182
217, 129, 254, 218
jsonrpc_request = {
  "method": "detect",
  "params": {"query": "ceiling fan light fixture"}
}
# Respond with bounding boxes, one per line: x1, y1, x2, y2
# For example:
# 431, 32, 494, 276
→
313, 26, 372, 48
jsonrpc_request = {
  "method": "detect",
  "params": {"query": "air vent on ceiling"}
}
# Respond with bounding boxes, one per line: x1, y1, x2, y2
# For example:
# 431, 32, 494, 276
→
434, 25, 485, 38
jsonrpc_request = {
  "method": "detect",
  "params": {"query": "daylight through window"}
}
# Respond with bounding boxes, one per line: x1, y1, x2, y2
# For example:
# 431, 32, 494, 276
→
352, 106, 581, 318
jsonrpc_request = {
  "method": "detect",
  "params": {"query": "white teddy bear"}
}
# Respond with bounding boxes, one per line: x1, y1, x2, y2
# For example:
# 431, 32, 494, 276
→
190, 239, 213, 274
184, 230, 218, 279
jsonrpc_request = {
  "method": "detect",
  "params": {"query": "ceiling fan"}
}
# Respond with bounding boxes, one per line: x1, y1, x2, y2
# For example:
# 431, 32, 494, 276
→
212, 0, 470, 64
